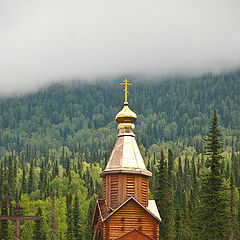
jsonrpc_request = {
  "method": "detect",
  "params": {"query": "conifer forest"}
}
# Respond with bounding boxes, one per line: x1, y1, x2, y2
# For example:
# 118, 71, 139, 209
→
1, 71, 240, 239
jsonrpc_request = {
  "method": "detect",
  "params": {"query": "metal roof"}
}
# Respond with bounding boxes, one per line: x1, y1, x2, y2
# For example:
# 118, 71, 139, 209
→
100, 129, 152, 177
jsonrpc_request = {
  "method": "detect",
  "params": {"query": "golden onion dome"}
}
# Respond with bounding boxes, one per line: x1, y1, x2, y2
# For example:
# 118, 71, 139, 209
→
115, 102, 137, 124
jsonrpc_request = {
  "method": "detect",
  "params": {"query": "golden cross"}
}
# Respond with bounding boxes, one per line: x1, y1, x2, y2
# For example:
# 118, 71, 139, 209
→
120, 79, 132, 103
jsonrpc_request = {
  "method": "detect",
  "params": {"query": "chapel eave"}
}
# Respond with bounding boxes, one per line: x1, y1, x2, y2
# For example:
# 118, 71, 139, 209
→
100, 168, 152, 177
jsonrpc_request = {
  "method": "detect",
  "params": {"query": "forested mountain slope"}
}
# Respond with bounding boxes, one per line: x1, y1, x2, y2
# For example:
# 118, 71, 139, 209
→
1, 71, 240, 239
0, 71, 240, 158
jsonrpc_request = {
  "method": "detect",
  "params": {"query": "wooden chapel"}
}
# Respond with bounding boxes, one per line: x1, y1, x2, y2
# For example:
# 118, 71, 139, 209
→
92, 80, 161, 240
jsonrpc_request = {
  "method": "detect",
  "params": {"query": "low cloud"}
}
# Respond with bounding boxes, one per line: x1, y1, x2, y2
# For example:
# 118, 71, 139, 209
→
0, 0, 240, 95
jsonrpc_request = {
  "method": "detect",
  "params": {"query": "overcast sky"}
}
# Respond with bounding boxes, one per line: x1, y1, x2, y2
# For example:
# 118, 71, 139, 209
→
0, 0, 240, 95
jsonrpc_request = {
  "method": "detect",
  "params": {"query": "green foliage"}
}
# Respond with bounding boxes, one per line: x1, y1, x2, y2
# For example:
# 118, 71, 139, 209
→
0, 197, 8, 240
73, 194, 81, 240
49, 193, 57, 240
229, 172, 239, 239
66, 193, 75, 240
1, 72, 240, 160
154, 150, 175, 239
200, 110, 230, 239
33, 207, 47, 240
1, 73, 240, 239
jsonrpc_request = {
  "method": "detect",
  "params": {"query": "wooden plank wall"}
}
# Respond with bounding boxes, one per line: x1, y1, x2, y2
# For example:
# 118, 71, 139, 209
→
117, 230, 152, 240
106, 200, 159, 240
110, 175, 119, 208
103, 173, 149, 209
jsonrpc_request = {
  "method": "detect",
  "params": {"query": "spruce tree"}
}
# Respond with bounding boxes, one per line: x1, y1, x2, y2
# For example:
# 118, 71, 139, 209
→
50, 192, 58, 240
39, 160, 45, 199
200, 109, 230, 239
167, 149, 174, 181
73, 194, 81, 240
191, 156, 198, 193
86, 195, 96, 240
28, 160, 34, 194
66, 193, 75, 239
33, 207, 47, 240
21, 166, 27, 194
155, 150, 175, 240
52, 160, 59, 179
189, 157, 200, 238
229, 172, 239, 239
181, 190, 191, 239
0, 197, 8, 240
167, 149, 176, 239
7, 156, 15, 199
0, 162, 3, 194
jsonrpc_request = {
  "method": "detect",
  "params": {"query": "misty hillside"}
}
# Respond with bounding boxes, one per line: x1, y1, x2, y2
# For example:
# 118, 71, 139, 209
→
1, 71, 240, 240
0, 71, 240, 158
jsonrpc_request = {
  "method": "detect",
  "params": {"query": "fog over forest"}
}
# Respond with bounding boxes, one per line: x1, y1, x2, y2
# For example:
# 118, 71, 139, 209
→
1, 0, 240, 96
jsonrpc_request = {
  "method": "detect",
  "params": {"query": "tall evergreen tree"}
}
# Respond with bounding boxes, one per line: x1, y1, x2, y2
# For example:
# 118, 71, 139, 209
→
200, 109, 230, 239
229, 172, 239, 239
39, 160, 45, 199
33, 207, 47, 240
66, 193, 75, 240
21, 166, 27, 194
0, 197, 8, 240
167, 149, 176, 239
155, 150, 175, 240
0, 162, 3, 194
28, 160, 34, 194
7, 156, 15, 199
50, 192, 58, 240
52, 160, 59, 179
168, 149, 174, 181
86, 195, 96, 240
73, 194, 81, 240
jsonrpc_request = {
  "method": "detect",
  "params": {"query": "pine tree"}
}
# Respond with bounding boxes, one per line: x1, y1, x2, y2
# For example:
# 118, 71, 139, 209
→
21, 166, 27, 194
229, 172, 239, 239
33, 207, 47, 240
7, 155, 15, 199
50, 192, 58, 240
167, 149, 176, 239
0, 197, 8, 240
189, 157, 200, 238
155, 150, 175, 240
52, 160, 59, 179
39, 160, 45, 199
0, 162, 3, 194
73, 194, 81, 240
200, 109, 230, 239
176, 157, 183, 204
66, 193, 75, 239
167, 149, 174, 181
191, 156, 198, 193
28, 160, 34, 194
66, 156, 70, 177
174, 202, 183, 240
86, 195, 96, 240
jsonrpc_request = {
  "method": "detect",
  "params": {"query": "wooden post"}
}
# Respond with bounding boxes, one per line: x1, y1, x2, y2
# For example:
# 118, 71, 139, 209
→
16, 220, 21, 237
